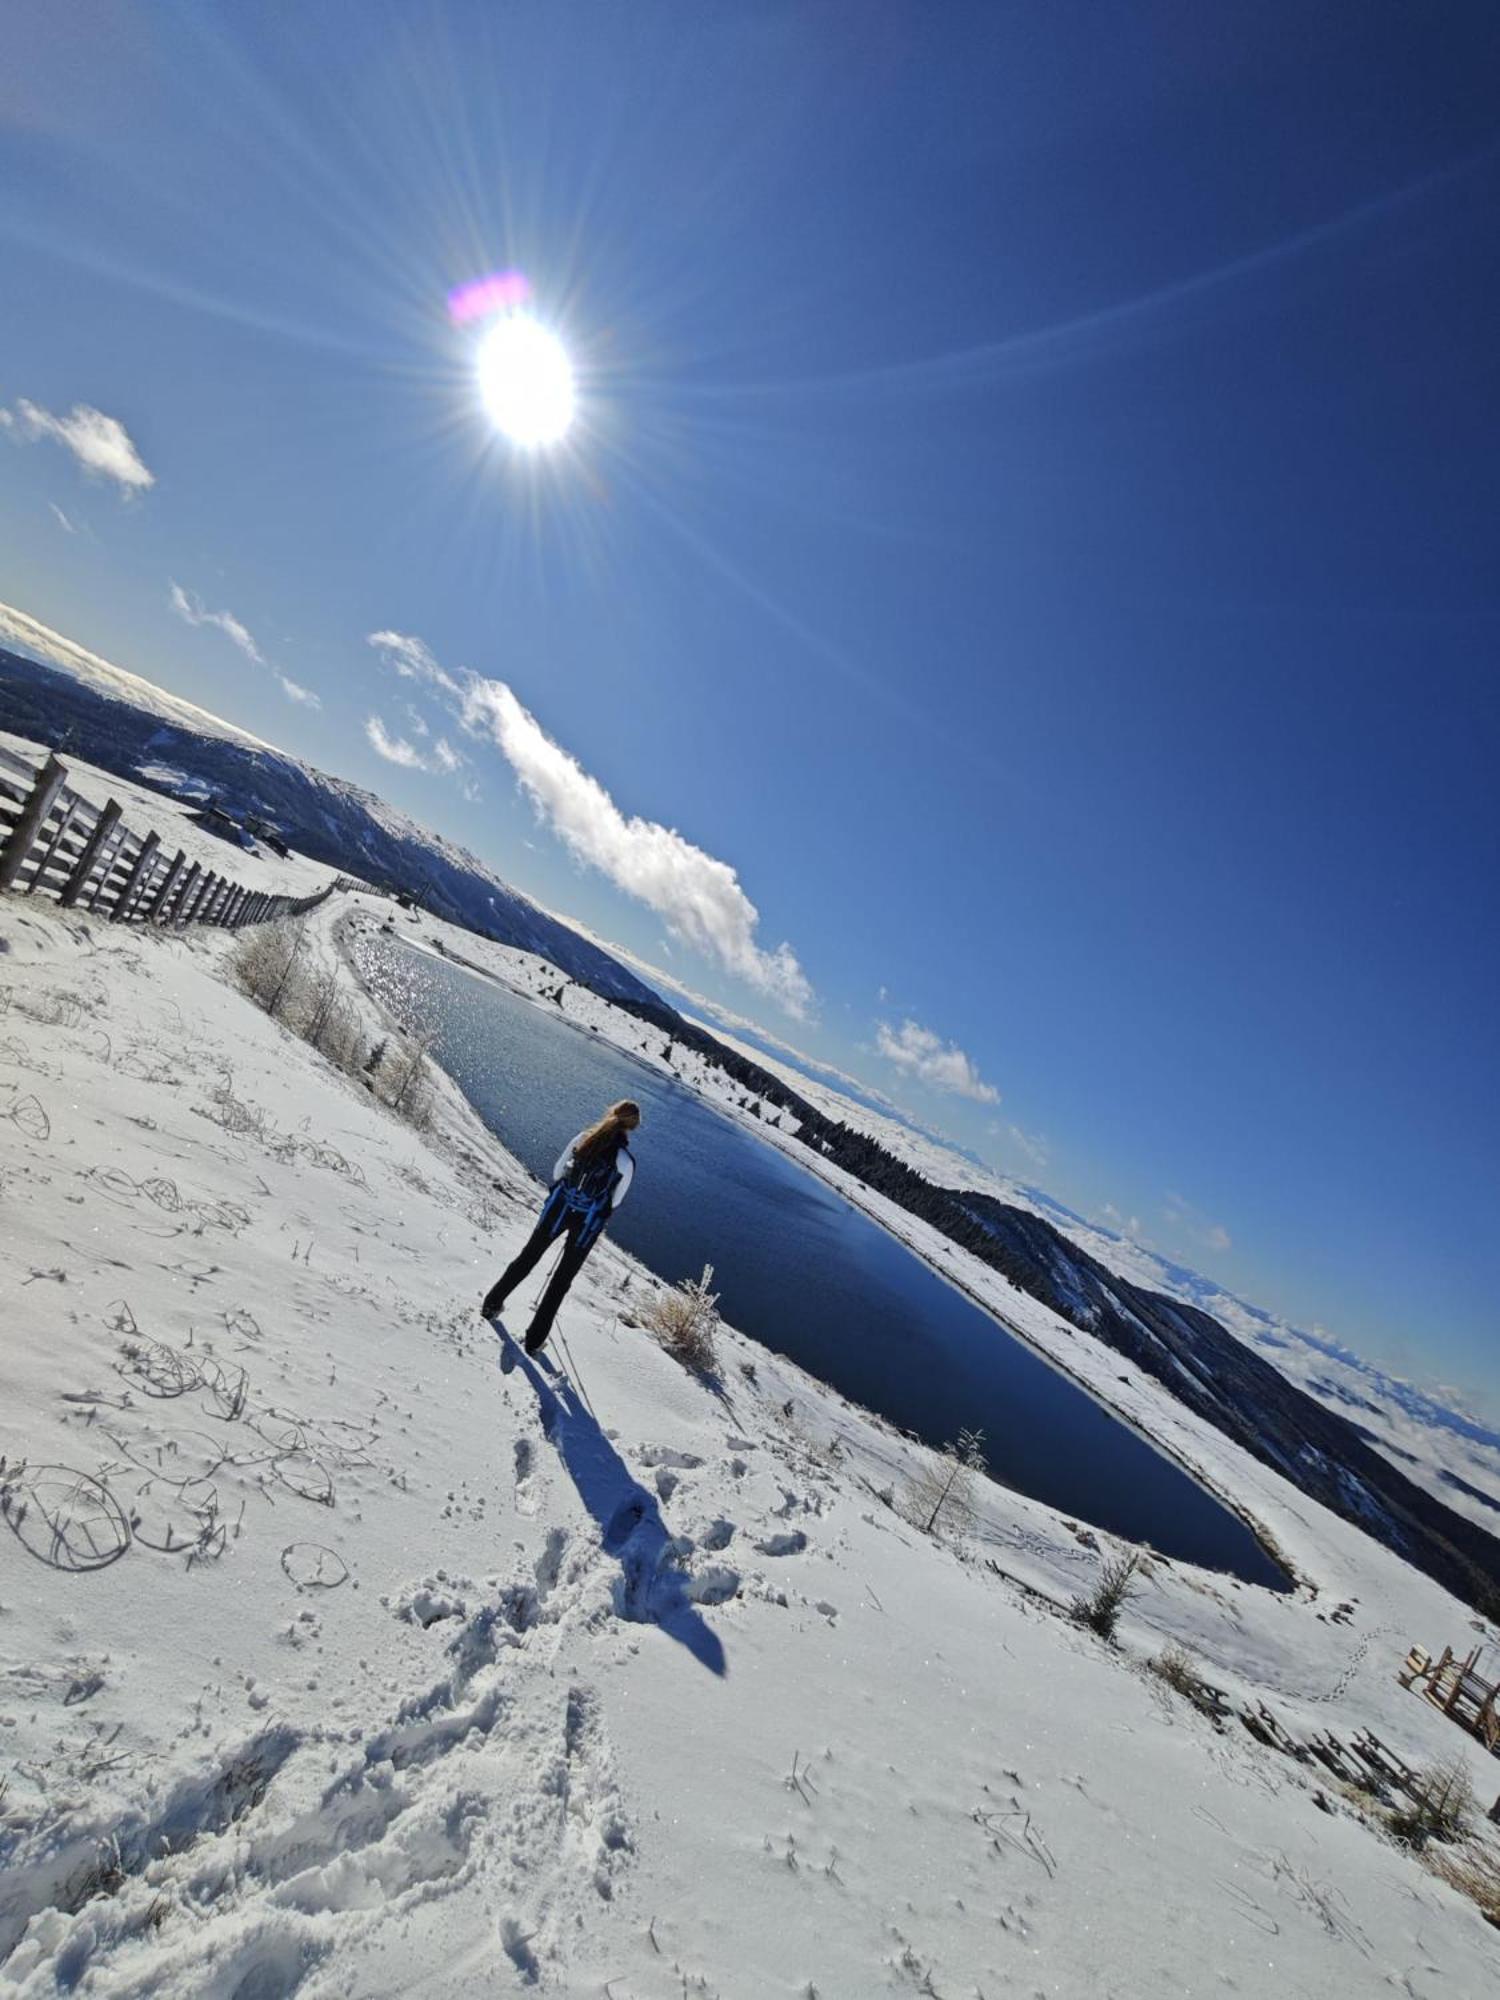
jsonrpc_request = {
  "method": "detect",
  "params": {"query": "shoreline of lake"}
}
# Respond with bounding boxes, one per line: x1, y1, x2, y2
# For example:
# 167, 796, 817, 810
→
349, 917, 1293, 1591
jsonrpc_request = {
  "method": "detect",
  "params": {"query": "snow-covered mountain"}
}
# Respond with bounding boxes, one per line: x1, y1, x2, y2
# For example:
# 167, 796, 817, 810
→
0, 612, 659, 1008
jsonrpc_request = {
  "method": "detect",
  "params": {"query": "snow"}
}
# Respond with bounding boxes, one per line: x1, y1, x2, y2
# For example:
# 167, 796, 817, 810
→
2, 892, 1499, 1996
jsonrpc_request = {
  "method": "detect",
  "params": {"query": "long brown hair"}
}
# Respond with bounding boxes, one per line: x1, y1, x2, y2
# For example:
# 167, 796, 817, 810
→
573, 1098, 641, 1170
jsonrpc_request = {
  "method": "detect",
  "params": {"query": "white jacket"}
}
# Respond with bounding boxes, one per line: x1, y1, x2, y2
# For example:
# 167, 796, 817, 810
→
552, 1130, 634, 1210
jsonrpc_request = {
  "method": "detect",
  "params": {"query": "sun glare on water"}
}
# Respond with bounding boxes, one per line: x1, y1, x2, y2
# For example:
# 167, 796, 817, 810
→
476, 313, 576, 448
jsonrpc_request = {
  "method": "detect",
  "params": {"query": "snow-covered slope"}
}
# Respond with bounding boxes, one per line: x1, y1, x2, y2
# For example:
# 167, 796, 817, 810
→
2, 895, 1498, 1995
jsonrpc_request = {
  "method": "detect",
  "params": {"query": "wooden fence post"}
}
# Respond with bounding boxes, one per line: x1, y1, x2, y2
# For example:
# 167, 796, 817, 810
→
172, 861, 202, 924
0, 753, 68, 891
27, 795, 81, 896
187, 872, 218, 924
60, 799, 123, 908
147, 849, 187, 921
86, 824, 128, 911
112, 832, 159, 922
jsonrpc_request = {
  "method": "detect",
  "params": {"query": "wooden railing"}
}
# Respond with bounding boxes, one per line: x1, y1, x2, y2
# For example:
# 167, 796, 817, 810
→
0, 745, 349, 929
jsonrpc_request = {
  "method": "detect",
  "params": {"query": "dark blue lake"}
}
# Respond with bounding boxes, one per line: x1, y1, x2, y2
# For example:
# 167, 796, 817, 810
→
361, 936, 1288, 1589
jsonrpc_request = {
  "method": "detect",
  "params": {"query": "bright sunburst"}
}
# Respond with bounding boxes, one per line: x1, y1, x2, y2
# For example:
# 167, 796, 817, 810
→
476, 313, 576, 448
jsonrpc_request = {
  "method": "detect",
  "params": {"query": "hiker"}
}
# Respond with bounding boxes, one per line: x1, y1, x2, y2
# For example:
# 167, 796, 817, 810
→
480, 1098, 640, 1352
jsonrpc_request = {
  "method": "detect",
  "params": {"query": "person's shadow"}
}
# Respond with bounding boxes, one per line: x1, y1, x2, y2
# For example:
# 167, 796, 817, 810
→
497, 1327, 728, 1678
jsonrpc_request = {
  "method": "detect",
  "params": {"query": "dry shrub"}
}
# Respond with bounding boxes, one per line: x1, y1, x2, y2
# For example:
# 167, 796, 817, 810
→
230, 920, 306, 1016
647, 1264, 720, 1375
229, 919, 445, 1126
1151, 1639, 1201, 1696
364, 1030, 435, 1130
1071, 1547, 1145, 1643
903, 1427, 987, 1539
1389, 1756, 1476, 1849
1149, 1638, 1226, 1718
1426, 1840, 1500, 1928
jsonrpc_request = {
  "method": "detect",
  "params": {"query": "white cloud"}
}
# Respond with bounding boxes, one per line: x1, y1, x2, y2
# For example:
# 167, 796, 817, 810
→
8, 400, 154, 492
365, 715, 430, 769
47, 502, 77, 534
431, 737, 465, 774
170, 582, 266, 665
874, 1017, 998, 1103
170, 582, 319, 709
367, 629, 462, 698
461, 676, 813, 1017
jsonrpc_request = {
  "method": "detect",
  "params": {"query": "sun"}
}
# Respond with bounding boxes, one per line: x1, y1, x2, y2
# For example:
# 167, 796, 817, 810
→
476, 313, 576, 448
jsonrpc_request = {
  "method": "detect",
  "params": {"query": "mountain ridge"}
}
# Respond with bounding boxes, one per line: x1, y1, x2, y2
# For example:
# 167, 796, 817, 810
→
0, 632, 660, 1008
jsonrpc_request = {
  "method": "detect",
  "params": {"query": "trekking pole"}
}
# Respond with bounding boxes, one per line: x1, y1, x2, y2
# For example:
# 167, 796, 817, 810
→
528, 1234, 569, 1310
554, 1326, 597, 1421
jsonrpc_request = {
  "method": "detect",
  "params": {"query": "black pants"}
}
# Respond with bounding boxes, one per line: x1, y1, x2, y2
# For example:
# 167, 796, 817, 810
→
492, 1207, 595, 1346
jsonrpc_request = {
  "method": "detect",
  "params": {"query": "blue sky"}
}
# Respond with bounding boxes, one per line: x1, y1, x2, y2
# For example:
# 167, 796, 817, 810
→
2, 2, 1497, 1412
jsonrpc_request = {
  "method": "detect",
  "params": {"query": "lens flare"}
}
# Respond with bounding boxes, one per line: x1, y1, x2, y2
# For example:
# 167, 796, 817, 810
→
448, 269, 532, 325
476, 314, 576, 448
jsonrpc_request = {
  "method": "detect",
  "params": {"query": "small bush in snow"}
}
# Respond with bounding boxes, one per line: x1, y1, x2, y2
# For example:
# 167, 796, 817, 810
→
230, 920, 307, 1018
1149, 1638, 1194, 1690
1388, 1756, 1476, 1849
904, 1427, 986, 1538
1071, 1547, 1144, 1642
386, 1028, 435, 1116
1149, 1639, 1225, 1717
647, 1264, 720, 1375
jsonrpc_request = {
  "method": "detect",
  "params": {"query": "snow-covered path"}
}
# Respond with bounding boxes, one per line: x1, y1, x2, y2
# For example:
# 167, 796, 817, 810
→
2, 897, 1497, 1996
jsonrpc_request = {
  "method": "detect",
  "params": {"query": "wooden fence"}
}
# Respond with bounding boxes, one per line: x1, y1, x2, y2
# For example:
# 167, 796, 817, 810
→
1400, 1641, 1500, 1754
0, 744, 349, 930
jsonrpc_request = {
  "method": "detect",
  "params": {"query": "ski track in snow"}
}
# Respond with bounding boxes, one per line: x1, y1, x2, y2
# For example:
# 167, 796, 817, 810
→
0, 895, 1497, 1996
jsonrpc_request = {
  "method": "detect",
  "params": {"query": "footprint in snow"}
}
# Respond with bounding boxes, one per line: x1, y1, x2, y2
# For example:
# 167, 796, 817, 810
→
754, 1529, 809, 1557
513, 1438, 539, 1517
684, 1566, 741, 1607
635, 1445, 704, 1470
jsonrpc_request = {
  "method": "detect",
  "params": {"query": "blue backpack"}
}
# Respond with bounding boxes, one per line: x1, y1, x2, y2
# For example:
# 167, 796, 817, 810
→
544, 1140, 631, 1250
